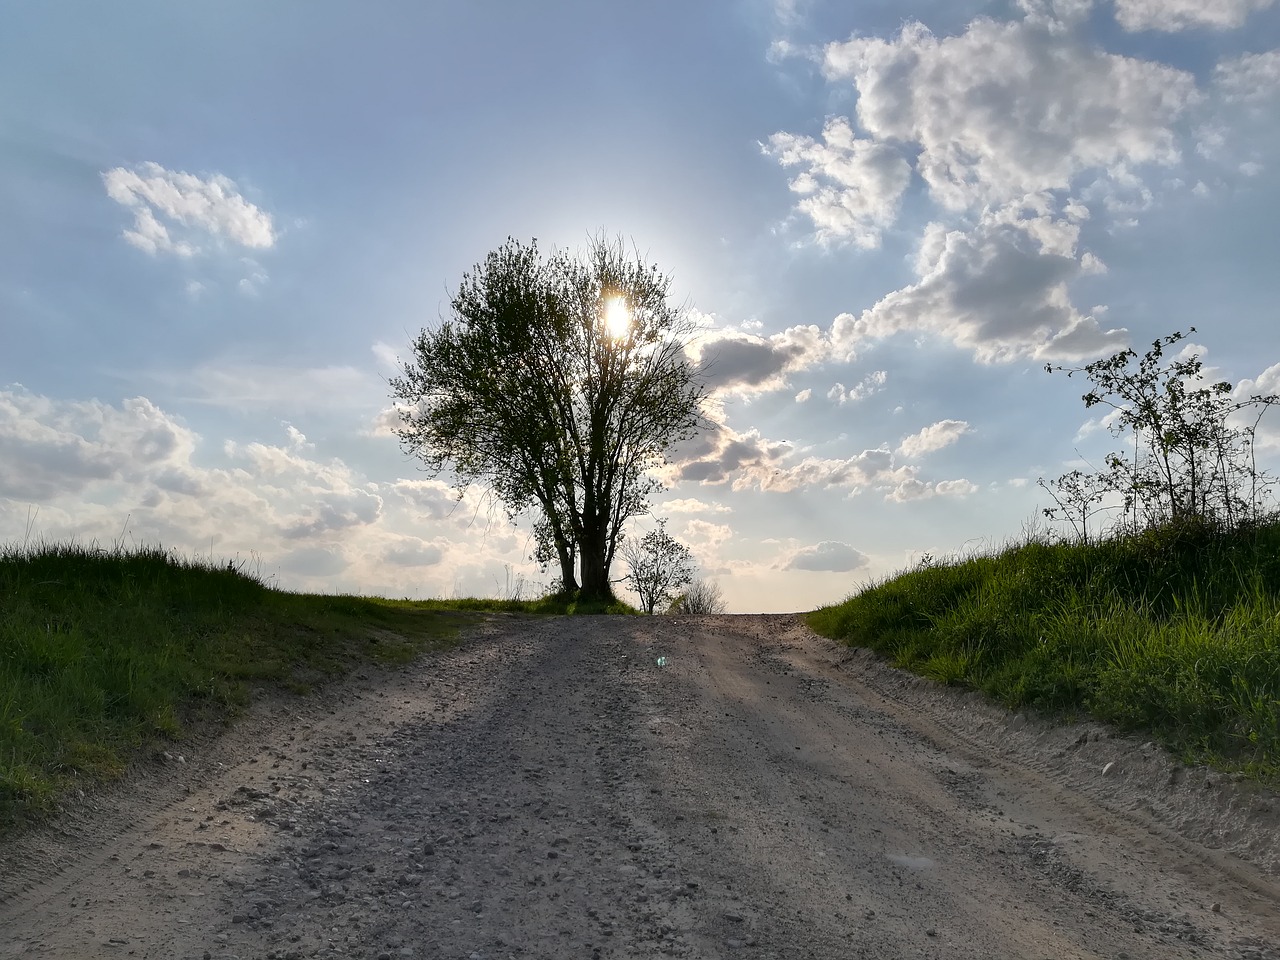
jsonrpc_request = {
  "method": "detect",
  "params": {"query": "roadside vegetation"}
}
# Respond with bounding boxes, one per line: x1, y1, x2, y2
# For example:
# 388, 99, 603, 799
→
811, 330, 1280, 780
0, 540, 619, 833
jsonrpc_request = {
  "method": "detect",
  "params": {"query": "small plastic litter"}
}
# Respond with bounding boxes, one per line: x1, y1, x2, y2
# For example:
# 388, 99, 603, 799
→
656, 656, 668, 667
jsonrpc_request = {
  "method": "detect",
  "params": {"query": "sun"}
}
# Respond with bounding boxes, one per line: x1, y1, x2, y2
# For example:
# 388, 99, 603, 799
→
604, 296, 631, 339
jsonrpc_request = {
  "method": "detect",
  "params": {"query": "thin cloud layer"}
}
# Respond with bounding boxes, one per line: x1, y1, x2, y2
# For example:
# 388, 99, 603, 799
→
1114, 0, 1277, 31
1215, 50, 1280, 103
102, 161, 275, 256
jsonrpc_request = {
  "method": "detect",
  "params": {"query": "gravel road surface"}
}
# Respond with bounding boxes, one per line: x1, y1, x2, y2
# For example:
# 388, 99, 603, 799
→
2, 614, 1278, 959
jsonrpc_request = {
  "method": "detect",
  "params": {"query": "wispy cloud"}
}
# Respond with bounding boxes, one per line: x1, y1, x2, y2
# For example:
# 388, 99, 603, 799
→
1113, 0, 1276, 31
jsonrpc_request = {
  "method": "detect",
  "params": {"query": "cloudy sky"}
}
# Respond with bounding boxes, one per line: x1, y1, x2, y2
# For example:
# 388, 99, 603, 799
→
4, 0, 1279, 612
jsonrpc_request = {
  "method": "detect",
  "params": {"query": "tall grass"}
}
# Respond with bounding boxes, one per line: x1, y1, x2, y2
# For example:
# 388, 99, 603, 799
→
809, 517, 1280, 778
0, 541, 490, 831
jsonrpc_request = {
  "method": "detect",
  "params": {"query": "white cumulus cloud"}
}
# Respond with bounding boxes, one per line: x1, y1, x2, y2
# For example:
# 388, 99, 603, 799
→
820, 17, 1197, 211
783, 540, 870, 572
834, 203, 1129, 363
102, 161, 276, 257
827, 370, 888, 405
763, 117, 912, 247
897, 420, 973, 459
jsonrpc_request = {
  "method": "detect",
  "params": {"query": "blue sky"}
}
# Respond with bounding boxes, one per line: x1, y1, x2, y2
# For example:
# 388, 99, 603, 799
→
3, 0, 1279, 612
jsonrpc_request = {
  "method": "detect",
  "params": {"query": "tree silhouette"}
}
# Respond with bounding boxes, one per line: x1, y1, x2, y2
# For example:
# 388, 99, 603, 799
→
391, 237, 706, 601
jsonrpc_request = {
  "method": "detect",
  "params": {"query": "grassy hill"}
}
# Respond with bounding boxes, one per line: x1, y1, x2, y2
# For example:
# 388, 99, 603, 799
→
809, 518, 1280, 781
0, 541, 584, 832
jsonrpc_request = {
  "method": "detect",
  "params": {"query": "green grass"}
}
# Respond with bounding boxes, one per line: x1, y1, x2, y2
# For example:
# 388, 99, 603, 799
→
0, 540, 618, 832
809, 517, 1280, 780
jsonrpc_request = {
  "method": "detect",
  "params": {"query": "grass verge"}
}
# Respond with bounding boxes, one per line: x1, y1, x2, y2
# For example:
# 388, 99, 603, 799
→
0, 541, 553, 832
808, 518, 1280, 781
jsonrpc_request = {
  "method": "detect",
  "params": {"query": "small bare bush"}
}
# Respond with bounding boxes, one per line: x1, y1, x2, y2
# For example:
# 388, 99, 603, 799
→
668, 579, 726, 614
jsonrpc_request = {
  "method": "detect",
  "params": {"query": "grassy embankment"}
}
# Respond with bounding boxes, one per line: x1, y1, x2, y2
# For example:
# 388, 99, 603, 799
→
809, 518, 1280, 780
0, 541, 613, 833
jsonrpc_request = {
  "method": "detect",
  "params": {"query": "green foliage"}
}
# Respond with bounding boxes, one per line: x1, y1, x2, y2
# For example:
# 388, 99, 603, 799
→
809, 520, 1280, 779
391, 236, 707, 601
1044, 329, 1279, 536
0, 541, 478, 832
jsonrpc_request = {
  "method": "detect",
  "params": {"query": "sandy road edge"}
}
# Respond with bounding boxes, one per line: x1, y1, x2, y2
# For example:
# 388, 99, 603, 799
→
0, 619, 505, 908
789, 616, 1280, 887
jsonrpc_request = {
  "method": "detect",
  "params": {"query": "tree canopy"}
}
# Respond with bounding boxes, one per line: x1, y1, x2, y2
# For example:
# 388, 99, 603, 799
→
390, 237, 706, 601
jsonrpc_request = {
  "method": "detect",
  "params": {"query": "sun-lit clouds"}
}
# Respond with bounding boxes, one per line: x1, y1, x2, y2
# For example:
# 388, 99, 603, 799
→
834, 203, 1128, 363
783, 540, 870, 572
0, 387, 539, 598
1072, 407, 1124, 443
692, 324, 828, 397
0, 386, 198, 501
102, 161, 275, 257
1113, 0, 1276, 31
827, 370, 887, 405
762, 117, 912, 247
821, 16, 1197, 212
667, 406, 980, 503
764, 5, 1216, 366
661, 497, 732, 515
1015, 0, 1095, 21
897, 419, 972, 459
885, 476, 979, 502
682, 519, 734, 549
666, 416, 792, 489
1232, 362, 1280, 450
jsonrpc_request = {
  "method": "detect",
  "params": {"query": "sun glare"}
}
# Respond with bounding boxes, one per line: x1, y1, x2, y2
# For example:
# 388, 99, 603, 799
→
604, 296, 630, 339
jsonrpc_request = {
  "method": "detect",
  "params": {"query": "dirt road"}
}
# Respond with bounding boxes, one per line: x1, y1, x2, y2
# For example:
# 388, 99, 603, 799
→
3, 615, 1279, 959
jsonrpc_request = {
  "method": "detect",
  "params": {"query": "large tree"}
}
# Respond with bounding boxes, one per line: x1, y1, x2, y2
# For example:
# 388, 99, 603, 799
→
390, 237, 706, 601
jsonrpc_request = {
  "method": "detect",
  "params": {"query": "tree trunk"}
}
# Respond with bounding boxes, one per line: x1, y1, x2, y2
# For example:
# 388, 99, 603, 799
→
578, 535, 611, 602
557, 548, 579, 594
